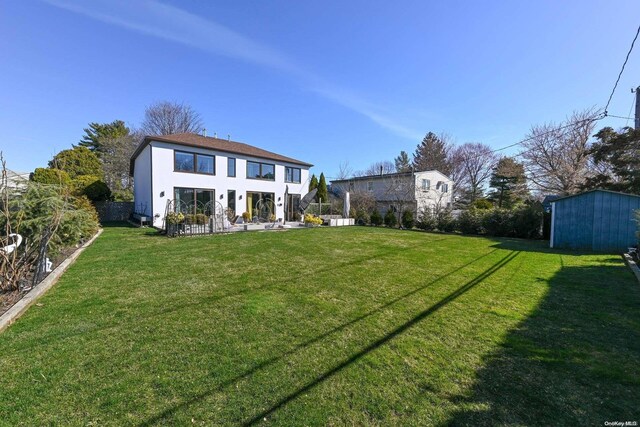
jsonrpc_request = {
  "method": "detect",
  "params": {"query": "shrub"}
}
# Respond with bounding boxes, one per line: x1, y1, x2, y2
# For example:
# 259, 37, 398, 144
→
83, 180, 111, 202
355, 209, 369, 225
0, 178, 100, 290
195, 214, 208, 225
304, 213, 323, 225
416, 208, 437, 231
112, 189, 133, 202
30, 168, 71, 186
165, 212, 184, 224
72, 175, 111, 201
457, 208, 485, 235
370, 210, 383, 226
436, 209, 456, 232
471, 198, 493, 210
482, 208, 514, 237
511, 202, 543, 239
384, 210, 397, 227
401, 210, 414, 229
242, 211, 251, 222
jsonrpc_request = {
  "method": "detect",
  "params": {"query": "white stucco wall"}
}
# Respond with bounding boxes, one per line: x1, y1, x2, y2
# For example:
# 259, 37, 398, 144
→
141, 140, 310, 227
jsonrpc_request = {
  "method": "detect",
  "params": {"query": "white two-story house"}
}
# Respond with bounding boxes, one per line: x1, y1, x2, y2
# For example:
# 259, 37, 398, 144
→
331, 170, 453, 217
130, 133, 313, 228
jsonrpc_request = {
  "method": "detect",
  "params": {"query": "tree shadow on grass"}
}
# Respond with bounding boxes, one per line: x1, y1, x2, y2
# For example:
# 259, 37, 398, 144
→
446, 263, 640, 425
136, 251, 519, 426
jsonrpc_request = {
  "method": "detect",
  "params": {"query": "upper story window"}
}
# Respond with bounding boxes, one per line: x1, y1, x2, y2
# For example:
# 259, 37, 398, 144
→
247, 161, 275, 181
174, 150, 215, 175
285, 167, 301, 183
421, 179, 431, 190
228, 157, 236, 177
442, 183, 449, 193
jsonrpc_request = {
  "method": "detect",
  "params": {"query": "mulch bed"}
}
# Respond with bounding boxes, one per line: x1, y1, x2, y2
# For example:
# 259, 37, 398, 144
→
0, 246, 76, 317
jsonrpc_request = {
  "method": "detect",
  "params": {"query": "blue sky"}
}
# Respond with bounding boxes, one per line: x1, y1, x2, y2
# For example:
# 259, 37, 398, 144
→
1, 1, 638, 179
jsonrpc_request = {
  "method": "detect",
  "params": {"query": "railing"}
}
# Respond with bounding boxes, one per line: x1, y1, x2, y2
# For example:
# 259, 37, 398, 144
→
164, 199, 230, 237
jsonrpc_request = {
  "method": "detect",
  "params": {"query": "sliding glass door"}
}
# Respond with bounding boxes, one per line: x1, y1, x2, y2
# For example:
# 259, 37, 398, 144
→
246, 192, 275, 221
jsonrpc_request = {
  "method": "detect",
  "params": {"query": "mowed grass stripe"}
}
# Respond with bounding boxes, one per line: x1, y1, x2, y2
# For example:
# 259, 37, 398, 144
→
0, 225, 637, 426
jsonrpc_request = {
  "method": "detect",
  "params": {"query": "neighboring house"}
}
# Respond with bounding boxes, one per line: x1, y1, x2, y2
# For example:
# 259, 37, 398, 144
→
130, 133, 313, 228
550, 189, 640, 252
331, 170, 453, 217
2, 169, 29, 190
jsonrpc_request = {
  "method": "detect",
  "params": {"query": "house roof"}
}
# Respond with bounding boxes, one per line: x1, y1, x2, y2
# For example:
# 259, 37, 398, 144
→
331, 169, 451, 183
129, 133, 313, 175
550, 189, 640, 204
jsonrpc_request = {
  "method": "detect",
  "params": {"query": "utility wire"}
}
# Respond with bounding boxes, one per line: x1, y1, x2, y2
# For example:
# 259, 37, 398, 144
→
604, 24, 640, 114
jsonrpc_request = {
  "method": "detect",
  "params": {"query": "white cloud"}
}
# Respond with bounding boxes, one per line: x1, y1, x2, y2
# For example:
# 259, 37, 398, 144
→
44, 0, 423, 139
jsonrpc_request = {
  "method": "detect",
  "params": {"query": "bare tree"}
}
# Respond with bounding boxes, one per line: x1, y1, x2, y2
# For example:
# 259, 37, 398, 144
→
520, 109, 598, 195
336, 160, 354, 180
100, 134, 140, 193
140, 101, 204, 136
449, 142, 498, 204
355, 160, 395, 177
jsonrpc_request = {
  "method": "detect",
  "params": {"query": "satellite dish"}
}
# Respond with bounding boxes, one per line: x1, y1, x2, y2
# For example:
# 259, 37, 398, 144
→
299, 188, 318, 213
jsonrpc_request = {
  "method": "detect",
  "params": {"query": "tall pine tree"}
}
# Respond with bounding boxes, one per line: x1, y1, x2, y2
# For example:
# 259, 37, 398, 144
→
412, 132, 451, 175
309, 174, 318, 193
488, 157, 528, 208
79, 120, 130, 155
316, 173, 328, 203
394, 151, 412, 172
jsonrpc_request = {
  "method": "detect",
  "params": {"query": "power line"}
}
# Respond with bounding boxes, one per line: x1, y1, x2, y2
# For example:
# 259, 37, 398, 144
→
604, 24, 640, 114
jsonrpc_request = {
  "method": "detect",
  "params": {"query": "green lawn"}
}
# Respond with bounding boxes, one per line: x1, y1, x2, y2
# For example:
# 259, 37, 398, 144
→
1, 225, 639, 426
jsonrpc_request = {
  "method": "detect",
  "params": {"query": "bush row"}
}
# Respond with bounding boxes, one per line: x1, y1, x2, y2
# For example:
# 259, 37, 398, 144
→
354, 202, 544, 239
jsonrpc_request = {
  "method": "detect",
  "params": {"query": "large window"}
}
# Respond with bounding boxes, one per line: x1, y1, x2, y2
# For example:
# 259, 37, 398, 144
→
247, 161, 275, 181
285, 167, 301, 183
421, 179, 430, 190
228, 158, 236, 177
174, 187, 215, 214
174, 151, 215, 175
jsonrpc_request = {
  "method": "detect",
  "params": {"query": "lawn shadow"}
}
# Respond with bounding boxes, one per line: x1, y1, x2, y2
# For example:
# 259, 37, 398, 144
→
488, 236, 620, 257
446, 263, 640, 425
136, 249, 511, 426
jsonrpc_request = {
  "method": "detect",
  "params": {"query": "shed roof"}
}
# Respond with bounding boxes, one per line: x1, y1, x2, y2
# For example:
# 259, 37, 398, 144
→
130, 133, 313, 175
551, 189, 640, 204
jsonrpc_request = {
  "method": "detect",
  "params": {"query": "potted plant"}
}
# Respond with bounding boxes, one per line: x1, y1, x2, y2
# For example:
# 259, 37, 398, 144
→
304, 213, 323, 227
165, 212, 185, 236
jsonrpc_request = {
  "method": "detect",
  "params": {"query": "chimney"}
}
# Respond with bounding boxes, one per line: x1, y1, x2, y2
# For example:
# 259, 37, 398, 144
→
227, 134, 231, 141
214, 132, 217, 138
202, 128, 207, 137
379, 165, 383, 176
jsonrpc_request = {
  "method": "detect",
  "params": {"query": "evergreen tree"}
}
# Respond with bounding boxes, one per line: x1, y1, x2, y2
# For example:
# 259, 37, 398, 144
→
316, 173, 328, 203
394, 151, 412, 172
79, 120, 130, 154
584, 126, 640, 194
309, 174, 318, 193
488, 157, 528, 208
412, 132, 451, 175
49, 146, 103, 179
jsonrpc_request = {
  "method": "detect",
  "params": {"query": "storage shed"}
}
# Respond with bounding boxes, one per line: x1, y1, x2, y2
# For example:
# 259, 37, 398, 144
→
550, 190, 640, 252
